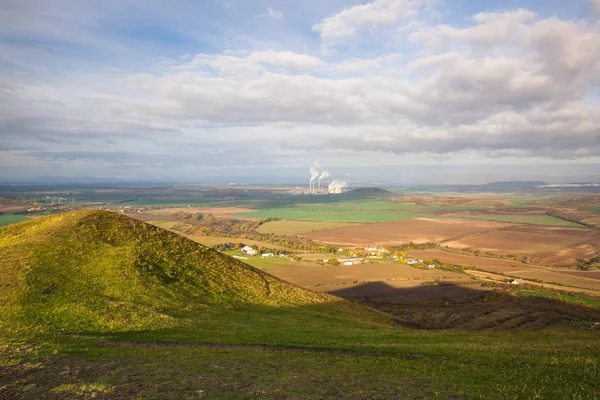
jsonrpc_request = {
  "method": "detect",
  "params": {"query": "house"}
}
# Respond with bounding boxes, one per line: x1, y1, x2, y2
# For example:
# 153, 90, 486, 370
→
365, 247, 389, 256
406, 259, 418, 265
241, 246, 258, 256
427, 264, 436, 269
338, 257, 364, 265
261, 253, 274, 257
509, 279, 524, 285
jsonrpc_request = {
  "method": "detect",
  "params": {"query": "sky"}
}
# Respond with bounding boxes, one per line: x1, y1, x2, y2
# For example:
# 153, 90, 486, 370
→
1, 0, 600, 184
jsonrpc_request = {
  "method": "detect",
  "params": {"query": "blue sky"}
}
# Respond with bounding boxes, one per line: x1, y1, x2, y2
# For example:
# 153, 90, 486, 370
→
1, 0, 600, 184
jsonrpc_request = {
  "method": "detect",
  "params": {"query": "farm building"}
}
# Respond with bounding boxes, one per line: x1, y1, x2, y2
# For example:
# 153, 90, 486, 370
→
261, 253, 274, 257
338, 257, 364, 265
241, 246, 258, 256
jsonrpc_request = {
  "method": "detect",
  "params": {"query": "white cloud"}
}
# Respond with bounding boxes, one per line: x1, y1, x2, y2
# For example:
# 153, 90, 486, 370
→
267, 7, 283, 19
313, 0, 424, 45
2, 0, 600, 179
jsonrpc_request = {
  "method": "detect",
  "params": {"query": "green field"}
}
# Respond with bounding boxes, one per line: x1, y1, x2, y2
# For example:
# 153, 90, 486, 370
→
223, 251, 293, 269
515, 290, 600, 307
2, 211, 600, 399
236, 201, 438, 222
256, 220, 362, 235
0, 214, 29, 227
449, 213, 585, 227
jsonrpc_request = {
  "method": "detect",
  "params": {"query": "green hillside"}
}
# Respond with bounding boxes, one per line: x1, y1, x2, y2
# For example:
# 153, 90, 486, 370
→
0, 211, 384, 336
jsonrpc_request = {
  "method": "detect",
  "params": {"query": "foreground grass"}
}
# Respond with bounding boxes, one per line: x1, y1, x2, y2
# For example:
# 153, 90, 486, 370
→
1, 306, 599, 399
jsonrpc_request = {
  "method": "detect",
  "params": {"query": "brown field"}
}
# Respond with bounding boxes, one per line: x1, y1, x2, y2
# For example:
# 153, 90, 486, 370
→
266, 262, 465, 287
407, 249, 534, 269
443, 225, 600, 266
557, 271, 600, 281
464, 270, 600, 296
409, 249, 600, 292
508, 270, 600, 291
303, 218, 512, 246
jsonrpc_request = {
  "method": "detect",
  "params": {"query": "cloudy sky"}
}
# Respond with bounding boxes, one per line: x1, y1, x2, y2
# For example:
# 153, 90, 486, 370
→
1, 0, 600, 184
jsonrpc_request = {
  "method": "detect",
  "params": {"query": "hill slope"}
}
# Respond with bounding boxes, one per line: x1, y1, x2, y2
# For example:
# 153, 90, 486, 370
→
0, 210, 384, 334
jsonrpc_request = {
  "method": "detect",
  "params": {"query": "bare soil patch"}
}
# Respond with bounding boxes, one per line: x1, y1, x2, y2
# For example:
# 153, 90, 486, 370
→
303, 218, 511, 246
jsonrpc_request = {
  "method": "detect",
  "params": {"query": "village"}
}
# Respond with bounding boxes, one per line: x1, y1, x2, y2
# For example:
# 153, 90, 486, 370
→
233, 244, 437, 269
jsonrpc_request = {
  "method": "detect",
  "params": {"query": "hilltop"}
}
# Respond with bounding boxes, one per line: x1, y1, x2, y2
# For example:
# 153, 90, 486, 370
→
0, 210, 385, 335
347, 187, 392, 196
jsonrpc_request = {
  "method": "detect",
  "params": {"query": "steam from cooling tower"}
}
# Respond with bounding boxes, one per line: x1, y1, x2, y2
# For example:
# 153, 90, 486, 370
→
309, 166, 320, 193
328, 179, 348, 194
318, 171, 329, 191
306, 163, 347, 194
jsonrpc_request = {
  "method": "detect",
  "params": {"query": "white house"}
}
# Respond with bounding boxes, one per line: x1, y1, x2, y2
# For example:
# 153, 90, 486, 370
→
241, 246, 258, 256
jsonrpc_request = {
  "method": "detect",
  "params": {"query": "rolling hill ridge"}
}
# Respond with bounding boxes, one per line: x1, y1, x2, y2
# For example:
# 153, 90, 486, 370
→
0, 210, 385, 335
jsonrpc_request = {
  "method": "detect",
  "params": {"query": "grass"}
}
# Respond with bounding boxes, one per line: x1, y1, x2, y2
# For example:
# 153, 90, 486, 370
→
256, 220, 362, 235
0, 214, 29, 227
515, 290, 600, 307
222, 251, 292, 269
1, 211, 600, 399
235, 201, 440, 222
450, 213, 585, 227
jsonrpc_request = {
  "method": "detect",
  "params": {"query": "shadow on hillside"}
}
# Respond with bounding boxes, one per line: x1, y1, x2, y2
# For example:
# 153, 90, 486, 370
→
327, 281, 488, 300
327, 281, 600, 331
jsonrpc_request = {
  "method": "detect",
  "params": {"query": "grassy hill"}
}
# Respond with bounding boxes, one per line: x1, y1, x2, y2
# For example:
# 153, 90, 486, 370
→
0, 210, 384, 336
1, 211, 599, 399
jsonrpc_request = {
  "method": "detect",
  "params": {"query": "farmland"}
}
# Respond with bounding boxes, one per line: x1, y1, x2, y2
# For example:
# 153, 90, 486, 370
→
443, 225, 600, 265
303, 217, 512, 245
1, 189, 600, 399
444, 213, 584, 227
236, 207, 439, 222
256, 220, 362, 235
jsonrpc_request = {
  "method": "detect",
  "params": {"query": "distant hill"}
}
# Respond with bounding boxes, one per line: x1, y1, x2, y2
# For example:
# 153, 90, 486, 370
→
348, 187, 393, 195
0, 211, 384, 334
483, 181, 548, 186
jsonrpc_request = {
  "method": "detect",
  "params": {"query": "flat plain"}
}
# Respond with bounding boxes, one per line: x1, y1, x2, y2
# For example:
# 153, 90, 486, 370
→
303, 217, 512, 245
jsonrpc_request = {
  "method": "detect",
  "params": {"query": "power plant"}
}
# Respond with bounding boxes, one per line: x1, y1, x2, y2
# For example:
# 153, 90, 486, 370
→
307, 164, 348, 194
